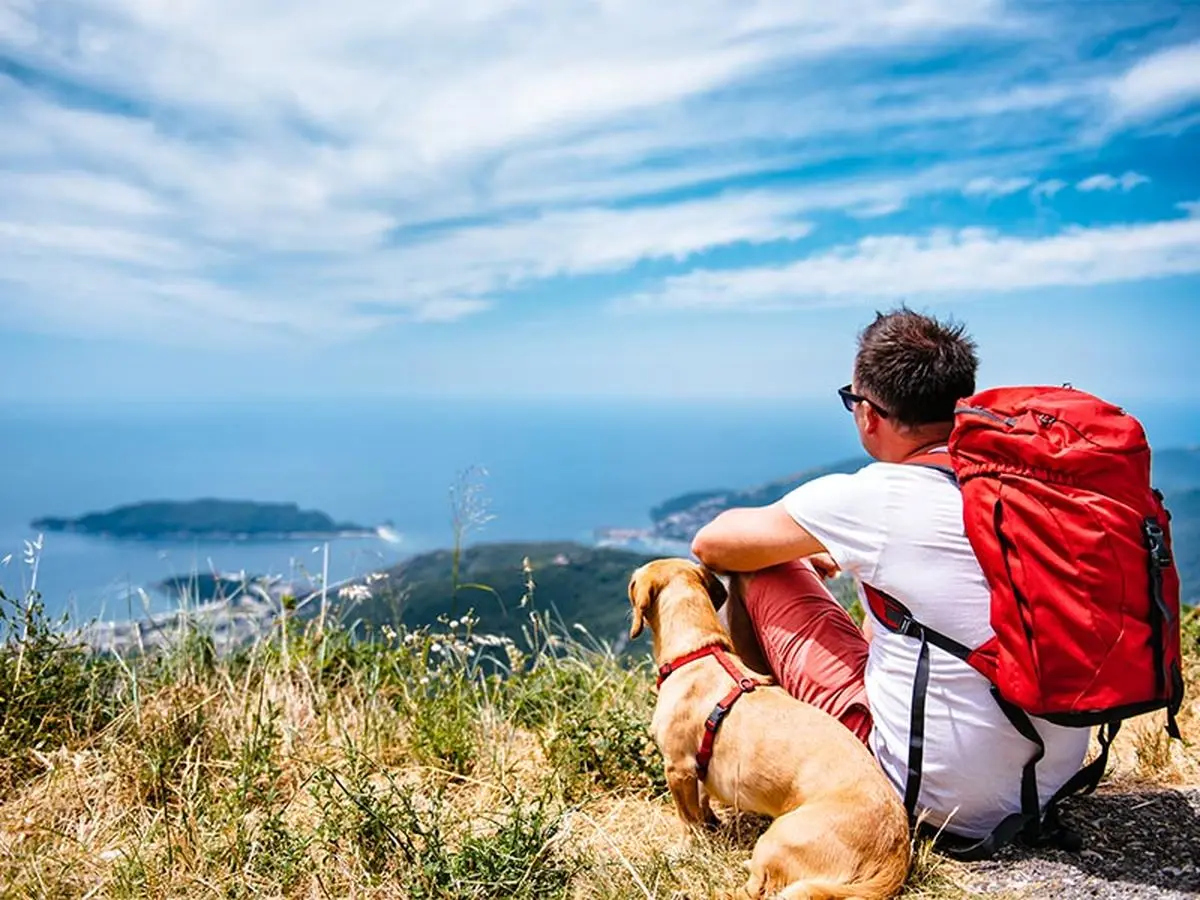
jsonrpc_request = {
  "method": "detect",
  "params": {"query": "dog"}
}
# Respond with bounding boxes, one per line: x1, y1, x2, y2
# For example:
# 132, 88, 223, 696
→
628, 558, 910, 900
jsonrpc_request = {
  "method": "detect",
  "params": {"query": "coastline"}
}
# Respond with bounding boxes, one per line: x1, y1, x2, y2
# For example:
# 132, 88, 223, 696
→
33, 526, 382, 542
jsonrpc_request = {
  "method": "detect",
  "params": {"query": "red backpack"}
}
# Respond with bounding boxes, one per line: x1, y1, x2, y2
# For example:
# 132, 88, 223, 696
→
862, 385, 1184, 859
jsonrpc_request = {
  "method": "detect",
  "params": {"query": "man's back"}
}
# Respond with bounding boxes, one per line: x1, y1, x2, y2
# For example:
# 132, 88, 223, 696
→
782, 461, 1091, 838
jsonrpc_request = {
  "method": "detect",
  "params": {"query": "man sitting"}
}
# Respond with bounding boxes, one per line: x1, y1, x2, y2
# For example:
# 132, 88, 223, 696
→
691, 306, 1090, 840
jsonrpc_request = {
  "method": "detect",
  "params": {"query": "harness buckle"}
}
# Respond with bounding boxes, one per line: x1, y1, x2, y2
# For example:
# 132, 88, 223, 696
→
704, 709, 723, 732
896, 614, 920, 638
738, 677, 757, 693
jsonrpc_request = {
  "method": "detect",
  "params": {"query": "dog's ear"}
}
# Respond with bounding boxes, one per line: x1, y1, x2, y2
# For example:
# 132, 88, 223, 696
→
628, 566, 664, 640
698, 566, 728, 610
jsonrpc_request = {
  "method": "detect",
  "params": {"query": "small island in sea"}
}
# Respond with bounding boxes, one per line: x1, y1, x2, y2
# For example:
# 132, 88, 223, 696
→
32, 499, 375, 541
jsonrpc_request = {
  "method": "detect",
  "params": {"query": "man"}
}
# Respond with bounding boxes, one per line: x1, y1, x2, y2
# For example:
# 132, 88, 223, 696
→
691, 306, 1090, 840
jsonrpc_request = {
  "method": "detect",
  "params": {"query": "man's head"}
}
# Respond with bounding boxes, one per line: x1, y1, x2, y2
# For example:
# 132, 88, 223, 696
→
846, 306, 978, 461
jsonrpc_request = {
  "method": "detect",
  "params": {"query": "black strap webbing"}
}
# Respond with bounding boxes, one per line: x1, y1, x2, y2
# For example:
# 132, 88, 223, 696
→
904, 628, 931, 813
991, 688, 1047, 838
866, 584, 1100, 861
1051, 720, 1119, 803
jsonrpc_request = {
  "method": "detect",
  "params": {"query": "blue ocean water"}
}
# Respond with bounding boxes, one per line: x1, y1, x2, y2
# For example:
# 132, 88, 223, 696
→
2, 398, 1197, 622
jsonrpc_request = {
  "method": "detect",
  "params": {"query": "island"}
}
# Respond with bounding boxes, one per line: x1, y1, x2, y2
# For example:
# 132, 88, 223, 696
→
602, 446, 1200, 608
596, 456, 869, 547
32, 499, 374, 541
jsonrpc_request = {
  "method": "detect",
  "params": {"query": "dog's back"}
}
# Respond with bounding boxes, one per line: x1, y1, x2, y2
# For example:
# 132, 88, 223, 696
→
655, 660, 910, 900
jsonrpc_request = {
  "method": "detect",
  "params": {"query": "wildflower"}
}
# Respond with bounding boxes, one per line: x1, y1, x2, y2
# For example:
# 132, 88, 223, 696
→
419, 676, 430, 686
381, 624, 397, 642
337, 584, 372, 602
1, 554, 10, 567
472, 634, 508, 647
448, 618, 459, 629
431, 642, 443, 654
367, 571, 388, 584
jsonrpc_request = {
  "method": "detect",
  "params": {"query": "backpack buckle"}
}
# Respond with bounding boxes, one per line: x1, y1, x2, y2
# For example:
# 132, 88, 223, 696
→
1143, 519, 1172, 568
896, 614, 921, 638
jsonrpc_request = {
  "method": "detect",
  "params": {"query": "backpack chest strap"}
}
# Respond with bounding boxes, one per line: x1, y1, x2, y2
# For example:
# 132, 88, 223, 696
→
861, 584, 998, 681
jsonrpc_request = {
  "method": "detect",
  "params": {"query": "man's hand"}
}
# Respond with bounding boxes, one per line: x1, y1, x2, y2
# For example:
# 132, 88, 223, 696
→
807, 552, 841, 580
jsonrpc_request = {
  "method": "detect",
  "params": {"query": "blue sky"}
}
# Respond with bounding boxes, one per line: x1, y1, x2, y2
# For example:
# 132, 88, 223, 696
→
1, 0, 1199, 403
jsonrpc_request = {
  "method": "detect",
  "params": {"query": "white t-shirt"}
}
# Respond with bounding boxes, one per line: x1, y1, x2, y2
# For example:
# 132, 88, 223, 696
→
782, 461, 1091, 839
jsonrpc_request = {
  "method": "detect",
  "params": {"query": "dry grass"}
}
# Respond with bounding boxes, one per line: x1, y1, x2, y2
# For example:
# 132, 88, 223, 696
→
1104, 606, 1200, 787
0, 591, 1196, 899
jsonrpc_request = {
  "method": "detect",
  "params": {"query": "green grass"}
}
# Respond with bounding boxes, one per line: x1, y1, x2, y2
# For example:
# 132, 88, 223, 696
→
1, 553, 1194, 899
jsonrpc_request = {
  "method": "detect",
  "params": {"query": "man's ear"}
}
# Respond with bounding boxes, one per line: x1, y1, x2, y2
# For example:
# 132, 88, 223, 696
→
698, 566, 728, 610
862, 402, 884, 435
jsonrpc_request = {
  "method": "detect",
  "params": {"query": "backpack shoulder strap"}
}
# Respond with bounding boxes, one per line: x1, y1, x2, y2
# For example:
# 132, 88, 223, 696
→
864, 582, 1079, 860
900, 445, 957, 481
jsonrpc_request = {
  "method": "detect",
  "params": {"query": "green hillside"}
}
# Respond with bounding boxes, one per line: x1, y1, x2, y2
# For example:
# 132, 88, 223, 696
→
349, 542, 656, 645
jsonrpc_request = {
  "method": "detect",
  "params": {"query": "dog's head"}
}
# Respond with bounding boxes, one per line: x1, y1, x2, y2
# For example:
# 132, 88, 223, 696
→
627, 558, 728, 640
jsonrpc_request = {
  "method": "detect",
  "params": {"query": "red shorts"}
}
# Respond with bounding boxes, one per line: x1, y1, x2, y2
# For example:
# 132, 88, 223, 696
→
743, 559, 872, 744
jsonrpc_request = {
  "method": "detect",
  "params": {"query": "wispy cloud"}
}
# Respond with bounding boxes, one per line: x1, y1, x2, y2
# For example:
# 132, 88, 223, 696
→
1031, 179, 1068, 199
963, 176, 1034, 198
0, 1, 1197, 349
621, 214, 1200, 311
1109, 39, 1200, 126
1076, 171, 1150, 192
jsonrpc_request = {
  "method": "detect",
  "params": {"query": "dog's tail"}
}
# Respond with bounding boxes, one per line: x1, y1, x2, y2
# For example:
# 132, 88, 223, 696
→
776, 853, 909, 900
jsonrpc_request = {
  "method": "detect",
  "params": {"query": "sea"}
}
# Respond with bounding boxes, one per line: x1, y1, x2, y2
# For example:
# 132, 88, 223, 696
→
2, 397, 1198, 623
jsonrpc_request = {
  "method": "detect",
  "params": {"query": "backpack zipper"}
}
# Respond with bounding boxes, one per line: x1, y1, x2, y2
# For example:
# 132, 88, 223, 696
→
955, 405, 1018, 427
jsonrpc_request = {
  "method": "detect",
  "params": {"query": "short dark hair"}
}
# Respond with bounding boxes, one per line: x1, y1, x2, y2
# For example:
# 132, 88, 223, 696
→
853, 306, 978, 426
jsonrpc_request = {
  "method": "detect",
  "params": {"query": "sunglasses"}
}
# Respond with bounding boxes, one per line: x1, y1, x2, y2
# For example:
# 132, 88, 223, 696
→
838, 384, 890, 418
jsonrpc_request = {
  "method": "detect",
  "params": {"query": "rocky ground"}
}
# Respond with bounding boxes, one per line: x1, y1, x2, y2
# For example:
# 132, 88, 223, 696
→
959, 787, 1200, 898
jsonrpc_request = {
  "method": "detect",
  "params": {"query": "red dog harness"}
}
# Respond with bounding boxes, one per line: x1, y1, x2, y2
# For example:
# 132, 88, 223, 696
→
657, 643, 771, 781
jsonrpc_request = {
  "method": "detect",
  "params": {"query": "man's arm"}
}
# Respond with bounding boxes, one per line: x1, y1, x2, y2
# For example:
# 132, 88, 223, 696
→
691, 501, 827, 573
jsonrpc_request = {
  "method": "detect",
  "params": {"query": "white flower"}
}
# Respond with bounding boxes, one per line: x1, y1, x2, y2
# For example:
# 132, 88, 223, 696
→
448, 619, 459, 629
419, 676, 430, 686
337, 584, 372, 602
430, 642, 443, 654
1, 554, 10, 567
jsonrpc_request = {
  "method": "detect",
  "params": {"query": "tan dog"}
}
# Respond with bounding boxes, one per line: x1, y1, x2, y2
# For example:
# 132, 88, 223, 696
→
629, 558, 910, 900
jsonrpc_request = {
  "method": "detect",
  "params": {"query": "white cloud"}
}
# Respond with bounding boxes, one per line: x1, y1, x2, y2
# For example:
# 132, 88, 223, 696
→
0, 0, 1027, 340
1031, 179, 1067, 199
963, 176, 1033, 198
1110, 40, 1200, 125
849, 200, 906, 219
622, 215, 1200, 311
1076, 171, 1150, 192
0, 0, 1193, 347
408, 299, 493, 324
1179, 201, 1200, 218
